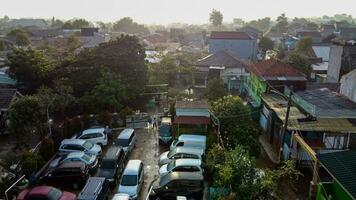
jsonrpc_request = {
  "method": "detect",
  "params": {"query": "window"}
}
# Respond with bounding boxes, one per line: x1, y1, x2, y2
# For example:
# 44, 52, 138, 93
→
182, 154, 198, 159
176, 142, 184, 147
121, 175, 137, 186
83, 141, 93, 149
116, 139, 128, 147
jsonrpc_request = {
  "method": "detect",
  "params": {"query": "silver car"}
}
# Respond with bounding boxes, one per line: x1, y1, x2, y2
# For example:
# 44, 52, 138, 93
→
159, 159, 203, 177
118, 160, 144, 199
115, 129, 136, 157
158, 147, 204, 166
59, 139, 102, 156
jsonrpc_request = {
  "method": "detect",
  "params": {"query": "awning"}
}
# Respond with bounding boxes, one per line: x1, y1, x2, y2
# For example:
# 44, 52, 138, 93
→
174, 116, 211, 125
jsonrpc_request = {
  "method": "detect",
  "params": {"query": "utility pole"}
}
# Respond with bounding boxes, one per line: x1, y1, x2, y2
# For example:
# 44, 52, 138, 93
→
279, 86, 293, 162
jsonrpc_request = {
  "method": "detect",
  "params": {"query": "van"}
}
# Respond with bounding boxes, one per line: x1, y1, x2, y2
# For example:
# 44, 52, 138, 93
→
118, 160, 144, 199
77, 177, 110, 200
170, 134, 206, 151
115, 129, 136, 157
96, 146, 125, 185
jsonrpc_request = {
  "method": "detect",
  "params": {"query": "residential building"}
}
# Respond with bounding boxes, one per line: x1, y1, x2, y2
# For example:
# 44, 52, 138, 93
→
209, 31, 257, 61
244, 59, 307, 106
339, 27, 356, 39
173, 101, 211, 135
81, 28, 99, 37
320, 24, 335, 39
340, 69, 356, 103
194, 50, 250, 92
265, 32, 283, 47
281, 35, 298, 51
296, 31, 322, 44
0, 88, 21, 132
310, 44, 331, 81
327, 40, 356, 83
236, 26, 263, 39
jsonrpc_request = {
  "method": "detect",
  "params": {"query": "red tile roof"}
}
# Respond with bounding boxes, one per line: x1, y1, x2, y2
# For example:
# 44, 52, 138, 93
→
248, 59, 306, 78
174, 116, 211, 125
210, 31, 253, 40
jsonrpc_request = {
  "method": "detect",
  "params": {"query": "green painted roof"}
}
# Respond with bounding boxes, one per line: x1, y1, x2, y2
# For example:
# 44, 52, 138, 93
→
318, 150, 356, 200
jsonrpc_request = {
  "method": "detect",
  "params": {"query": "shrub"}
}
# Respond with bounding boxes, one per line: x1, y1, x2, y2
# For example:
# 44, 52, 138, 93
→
97, 111, 112, 126
39, 138, 55, 160
21, 152, 44, 176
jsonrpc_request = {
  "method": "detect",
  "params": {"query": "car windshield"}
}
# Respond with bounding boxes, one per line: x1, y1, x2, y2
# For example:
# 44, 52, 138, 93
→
167, 148, 177, 158
48, 188, 63, 200
116, 139, 128, 147
159, 126, 171, 136
101, 160, 116, 169
81, 154, 92, 162
121, 175, 137, 186
83, 141, 93, 149
167, 160, 176, 171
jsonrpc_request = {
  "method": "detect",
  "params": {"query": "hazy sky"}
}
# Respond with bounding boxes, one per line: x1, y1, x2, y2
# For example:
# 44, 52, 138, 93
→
1, 0, 355, 24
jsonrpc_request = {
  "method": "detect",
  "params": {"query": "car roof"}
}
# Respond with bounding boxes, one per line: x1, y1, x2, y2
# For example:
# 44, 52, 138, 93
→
78, 177, 106, 199
28, 186, 53, 196
82, 128, 105, 135
160, 172, 203, 186
123, 160, 142, 175
118, 128, 135, 139
174, 147, 204, 155
104, 146, 123, 159
113, 193, 130, 200
178, 134, 206, 141
57, 161, 86, 169
173, 159, 202, 167
66, 152, 85, 159
61, 139, 86, 146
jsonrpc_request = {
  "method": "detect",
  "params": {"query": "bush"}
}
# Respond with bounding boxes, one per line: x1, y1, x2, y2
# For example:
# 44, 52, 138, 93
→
21, 152, 44, 176
39, 138, 55, 160
97, 111, 112, 126
120, 107, 134, 122
81, 113, 91, 129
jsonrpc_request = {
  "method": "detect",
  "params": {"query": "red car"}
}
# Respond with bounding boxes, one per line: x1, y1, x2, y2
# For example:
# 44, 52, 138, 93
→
16, 186, 76, 200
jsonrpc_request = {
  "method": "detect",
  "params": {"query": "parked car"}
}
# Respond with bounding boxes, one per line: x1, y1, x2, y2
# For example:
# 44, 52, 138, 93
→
170, 135, 206, 151
159, 147, 204, 166
76, 127, 108, 146
158, 117, 173, 145
96, 146, 125, 184
16, 186, 76, 200
59, 139, 102, 156
159, 159, 203, 177
77, 177, 110, 200
112, 193, 130, 200
115, 129, 136, 157
118, 160, 144, 200
90, 125, 113, 139
40, 161, 90, 189
49, 152, 98, 173
148, 172, 204, 200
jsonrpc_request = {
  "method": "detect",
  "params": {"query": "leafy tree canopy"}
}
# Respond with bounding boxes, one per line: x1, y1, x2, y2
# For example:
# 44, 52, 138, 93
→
62, 18, 90, 29
295, 37, 312, 53
271, 13, 288, 33
7, 28, 30, 46
258, 37, 274, 53
205, 78, 227, 102
286, 53, 311, 79
113, 17, 149, 34
209, 9, 223, 26
245, 17, 271, 33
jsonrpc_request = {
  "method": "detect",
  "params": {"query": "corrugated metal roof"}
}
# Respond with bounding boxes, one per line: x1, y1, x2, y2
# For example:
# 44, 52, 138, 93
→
196, 50, 250, 68
288, 118, 356, 133
173, 116, 211, 125
318, 150, 356, 199
175, 101, 209, 109
210, 31, 253, 40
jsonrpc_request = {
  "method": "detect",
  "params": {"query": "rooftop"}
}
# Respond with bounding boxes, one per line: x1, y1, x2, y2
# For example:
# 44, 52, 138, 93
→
175, 101, 209, 110
0, 88, 18, 110
248, 59, 306, 81
297, 31, 322, 38
210, 31, 253, 40
196, 50, 250, 68
317, 150, 356, 199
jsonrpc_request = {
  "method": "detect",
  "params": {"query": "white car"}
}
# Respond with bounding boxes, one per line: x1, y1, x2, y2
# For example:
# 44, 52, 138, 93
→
158, 147, 204, 166
49, 152, 98, 172
76, 127, 108, 146
112, 193, 130, 200
59, 139, 102, 156
159, 159, 203, 177
118, 160, 144, 199
115, 129, 136, 157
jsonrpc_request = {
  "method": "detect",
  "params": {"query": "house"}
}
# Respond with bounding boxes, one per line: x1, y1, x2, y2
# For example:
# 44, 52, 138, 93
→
180, 32, 206, 49
327, 40, 356, 83
173, 101, 211, 135
296, 31, 322, 44
339, 27, 356, 40
236, 26, 263, 39
194, 50, 250, 92
316, 150, 356, 200
0, 88, 21, 131
281, 35, 299, 51
310, 44, 331, 81
244, 59, 307, 106
265, 32, 283, 47
320, 24, 335, 39
340, 69, 356, 103
77, 32, 110, 51
209, 31, 257, 61
81, 28, 99, 37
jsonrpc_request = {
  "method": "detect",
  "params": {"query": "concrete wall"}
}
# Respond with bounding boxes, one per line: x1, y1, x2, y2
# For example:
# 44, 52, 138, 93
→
327, 45, 343, 83
340, 70, 356, 103
209, 39, 257, 61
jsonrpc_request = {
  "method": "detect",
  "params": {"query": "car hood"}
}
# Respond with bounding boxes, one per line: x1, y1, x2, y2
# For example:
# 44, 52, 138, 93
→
118, 185, 138, 197
158, 164, 168, 176
159, 152, 170, 165
60, 191, 76, 200
97, 169, 116, 179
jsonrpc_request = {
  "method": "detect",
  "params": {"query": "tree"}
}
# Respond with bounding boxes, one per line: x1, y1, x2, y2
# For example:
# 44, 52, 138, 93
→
271, 13, 288, 33
246, 17, 271, 33
7, 29, 30, 46
295, 37, 312, 53
205, 78, 227, 102
50, 17, 64, 28
286, 53, 311, 79
113, 17, 149, 34
0, 39, 4, 51
6, 48, 56, 94
64, 34, 81, 53
149, 54, 178, 86
209, 9, 223, 26
259, 37, 274, 53
7, 95, 47, 147
62, 18, 90, 29
80, 67, 127, 113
